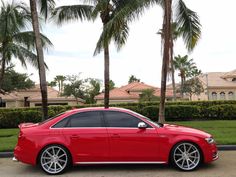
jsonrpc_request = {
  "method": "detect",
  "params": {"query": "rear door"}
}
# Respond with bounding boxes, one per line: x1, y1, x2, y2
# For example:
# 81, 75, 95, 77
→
57, 111, 109, 162
103, 111, 159, 162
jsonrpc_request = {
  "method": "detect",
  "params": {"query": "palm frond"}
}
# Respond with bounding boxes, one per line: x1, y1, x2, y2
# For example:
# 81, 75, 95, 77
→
94, 0, 159, 55
12, 31, 53, 51
52, 5, 93, 25
38, 0, 55, 20
175, 0, 201, 52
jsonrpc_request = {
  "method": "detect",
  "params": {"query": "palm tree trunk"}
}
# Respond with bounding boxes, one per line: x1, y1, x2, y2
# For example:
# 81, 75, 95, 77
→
170, 41, 176, 101
180, 75, 184, 98
104, 43, 110, 108
0, 57, 6, 91
158, 0, 172, 123
29, 0, 48, 120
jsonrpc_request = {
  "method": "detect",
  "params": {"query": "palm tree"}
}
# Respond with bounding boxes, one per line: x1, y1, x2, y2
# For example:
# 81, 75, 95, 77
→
52, 0, 151, 108
29, 0, 55, 120
158, 22, 181, 101
173, 54, 197, 98
158, 0, 172, 123
0, 1, 52, 92
158, 0, 201, 123
54, 75, 66, 95
92, 0, 158, 108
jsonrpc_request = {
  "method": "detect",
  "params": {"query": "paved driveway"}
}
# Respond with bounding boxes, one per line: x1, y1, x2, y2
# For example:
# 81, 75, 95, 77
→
0, 151, 235, 177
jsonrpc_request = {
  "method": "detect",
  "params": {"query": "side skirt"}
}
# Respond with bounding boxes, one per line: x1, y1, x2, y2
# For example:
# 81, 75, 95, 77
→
75, 161, 167, 165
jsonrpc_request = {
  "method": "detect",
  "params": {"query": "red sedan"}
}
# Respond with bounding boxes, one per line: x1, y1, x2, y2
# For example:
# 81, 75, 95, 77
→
14, 107, 218, 175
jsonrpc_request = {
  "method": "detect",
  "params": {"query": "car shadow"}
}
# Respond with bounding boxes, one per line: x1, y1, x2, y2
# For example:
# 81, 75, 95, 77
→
70, 163, 217, 173
18, 163, 218, 176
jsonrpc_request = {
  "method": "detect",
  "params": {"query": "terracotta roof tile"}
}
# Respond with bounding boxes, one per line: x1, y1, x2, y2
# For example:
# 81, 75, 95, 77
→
120, 82, 158, 91
95, 88, 139, 100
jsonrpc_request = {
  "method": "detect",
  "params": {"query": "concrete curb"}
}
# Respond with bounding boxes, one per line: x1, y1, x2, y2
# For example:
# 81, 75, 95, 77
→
0, 152, 13, 158
1, 145, 236, 158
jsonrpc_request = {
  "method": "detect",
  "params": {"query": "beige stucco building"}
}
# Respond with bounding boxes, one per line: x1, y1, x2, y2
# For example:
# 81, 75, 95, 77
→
0, 85, 84, 108
192, 70, 236, 101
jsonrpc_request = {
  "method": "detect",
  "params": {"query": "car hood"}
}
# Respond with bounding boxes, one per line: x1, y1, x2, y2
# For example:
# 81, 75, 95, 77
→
163, 124, 211, 138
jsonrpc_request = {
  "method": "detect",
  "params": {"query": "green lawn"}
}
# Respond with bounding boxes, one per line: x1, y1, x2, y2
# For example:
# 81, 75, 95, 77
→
0, 128, 19, 152
0, 120, 236, 152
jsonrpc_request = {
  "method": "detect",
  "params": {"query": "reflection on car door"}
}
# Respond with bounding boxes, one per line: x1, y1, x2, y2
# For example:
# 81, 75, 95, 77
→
60, 111, 109, 162
103, 111, 159, 162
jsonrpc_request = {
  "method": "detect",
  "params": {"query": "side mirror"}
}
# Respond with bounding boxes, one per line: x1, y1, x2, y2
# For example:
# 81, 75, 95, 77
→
138, 122, 147, 129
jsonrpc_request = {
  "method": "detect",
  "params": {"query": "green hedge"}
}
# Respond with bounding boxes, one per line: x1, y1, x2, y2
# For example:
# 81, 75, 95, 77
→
0, 101, 236, 128
141, 105, 201, 121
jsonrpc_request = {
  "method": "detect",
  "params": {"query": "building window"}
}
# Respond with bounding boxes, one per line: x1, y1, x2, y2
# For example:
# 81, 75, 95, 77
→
228, 92, 234, 100
220, 92, 226, 100
212, 92, 217, 100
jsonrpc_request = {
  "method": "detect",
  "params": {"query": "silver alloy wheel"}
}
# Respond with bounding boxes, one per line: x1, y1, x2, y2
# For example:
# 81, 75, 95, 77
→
40, 145, 68, 174
173, 142, 200, 171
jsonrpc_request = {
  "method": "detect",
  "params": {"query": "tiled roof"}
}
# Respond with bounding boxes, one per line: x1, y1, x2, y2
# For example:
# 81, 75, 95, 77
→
199, 72, 236, 88
153, 88, 180, 98
95, 82, 180, 100
221, 69, 236, 79
0, 92, 18, 101
95, 88, 139, 100
119, 82, 157, 92
1, 85, 85, 102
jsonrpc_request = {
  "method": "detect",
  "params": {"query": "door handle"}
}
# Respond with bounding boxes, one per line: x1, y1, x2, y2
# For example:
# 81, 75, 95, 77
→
71, 134, 80, 139
111, 134, 120, 138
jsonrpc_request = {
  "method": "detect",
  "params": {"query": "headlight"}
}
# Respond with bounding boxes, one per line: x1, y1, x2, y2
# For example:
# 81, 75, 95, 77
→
205, 137, 215, 144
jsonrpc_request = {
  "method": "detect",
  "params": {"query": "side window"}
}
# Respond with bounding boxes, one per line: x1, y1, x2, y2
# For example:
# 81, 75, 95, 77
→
52, 117, 69, 128
104, 111, 147, 128
67, 111, 103, 127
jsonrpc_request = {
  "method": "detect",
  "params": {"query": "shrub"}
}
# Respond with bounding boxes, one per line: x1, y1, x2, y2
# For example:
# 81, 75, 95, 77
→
141, 105, 201, 121
1, 101, 236, 128
205, 104, 236, 119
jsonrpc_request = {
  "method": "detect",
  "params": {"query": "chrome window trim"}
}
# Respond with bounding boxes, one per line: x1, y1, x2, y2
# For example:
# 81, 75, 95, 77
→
50, 127, 155, 130
49, 110, 156, 129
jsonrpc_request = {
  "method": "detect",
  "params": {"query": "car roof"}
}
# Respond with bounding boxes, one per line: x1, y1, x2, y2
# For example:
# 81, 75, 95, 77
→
65, 107, 131, 114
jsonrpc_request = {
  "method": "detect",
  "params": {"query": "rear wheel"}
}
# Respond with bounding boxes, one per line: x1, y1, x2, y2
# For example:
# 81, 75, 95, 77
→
39, 145, 70, 175
171, 142, 201, 171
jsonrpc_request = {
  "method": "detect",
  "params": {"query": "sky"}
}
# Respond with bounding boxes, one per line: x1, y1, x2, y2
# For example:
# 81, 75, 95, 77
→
12, 0, 236, 88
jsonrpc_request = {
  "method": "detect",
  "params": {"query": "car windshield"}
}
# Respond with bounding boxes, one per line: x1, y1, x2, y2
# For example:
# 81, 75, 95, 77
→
39, 112, 65, 125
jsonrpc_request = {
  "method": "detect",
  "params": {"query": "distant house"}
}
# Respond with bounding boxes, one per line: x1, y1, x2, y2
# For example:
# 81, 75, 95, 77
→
95, 82, 177, 104
0, 85, 84, 108
192, 70, 236, 101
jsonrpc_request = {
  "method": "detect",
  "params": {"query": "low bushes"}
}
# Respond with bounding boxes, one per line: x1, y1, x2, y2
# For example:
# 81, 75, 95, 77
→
205, 104, 236, 120
0, 101, 236, 128
141, 105, 201, 121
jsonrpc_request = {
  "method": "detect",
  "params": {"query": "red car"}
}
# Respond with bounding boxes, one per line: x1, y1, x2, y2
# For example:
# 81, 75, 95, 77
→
14, 107, 218, 175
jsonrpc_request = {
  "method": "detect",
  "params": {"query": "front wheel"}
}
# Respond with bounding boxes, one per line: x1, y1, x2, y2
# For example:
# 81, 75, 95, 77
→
171, 142, 202, 171
39, 145, 70, 175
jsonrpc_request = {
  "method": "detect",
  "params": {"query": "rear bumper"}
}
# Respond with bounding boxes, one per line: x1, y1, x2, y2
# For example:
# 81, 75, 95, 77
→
14, 145, 36, 165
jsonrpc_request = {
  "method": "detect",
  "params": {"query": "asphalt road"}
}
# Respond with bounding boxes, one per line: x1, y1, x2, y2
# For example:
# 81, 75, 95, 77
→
0, 151, 235, 177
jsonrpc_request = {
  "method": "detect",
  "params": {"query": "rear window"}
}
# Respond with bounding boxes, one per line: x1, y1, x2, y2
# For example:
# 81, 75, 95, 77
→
39, 112, 65, 125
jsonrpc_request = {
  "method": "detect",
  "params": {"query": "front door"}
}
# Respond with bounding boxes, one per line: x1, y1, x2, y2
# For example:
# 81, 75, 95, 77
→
103, 111, 159, 162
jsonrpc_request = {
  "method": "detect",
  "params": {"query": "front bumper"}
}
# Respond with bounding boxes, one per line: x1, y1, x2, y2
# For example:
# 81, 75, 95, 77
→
203, 143, 218, 163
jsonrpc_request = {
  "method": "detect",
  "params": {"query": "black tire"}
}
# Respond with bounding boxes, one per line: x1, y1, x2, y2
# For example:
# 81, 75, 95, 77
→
170, 142, 202, 171
39, 145, 70, 175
